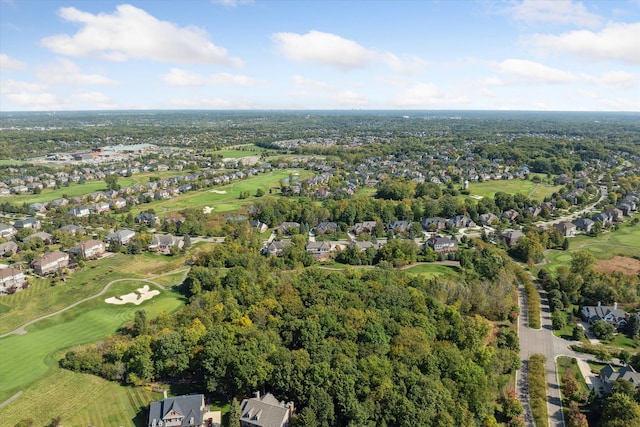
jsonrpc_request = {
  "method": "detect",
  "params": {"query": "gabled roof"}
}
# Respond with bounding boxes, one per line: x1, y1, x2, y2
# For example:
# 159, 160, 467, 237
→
239, 393, 291, 427
148, 394, 206, 427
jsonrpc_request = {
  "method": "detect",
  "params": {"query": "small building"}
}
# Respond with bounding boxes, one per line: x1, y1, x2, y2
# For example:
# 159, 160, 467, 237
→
554, 222, 577, 237
58, 224, 86, 235
239, 392, 293, 427
148, 234, 184, 254
32, 251, 69, 275
306, 241, 332, 260
67, 206, 91, 218
148, 394, 219, 427
599, 364, 640, 395
250, 220, 269, 233
70, 239, 106, 260
426, 236, 458, 253
499, 229, 525, 247
478, 213, 499, 226
446, 215, 476, 229
387, 220, 412, 233
136, 212, 160, 227
263, 241, 292, 257
0, 223, 17, 239
581, 302, 627, 328
572, 217, 595, 233
0, 241, 18, 256
23, 231, 53, 244
107, 229, 136, 246
278, 222, 301, 235
315, 221, 338, 235
421, 217, 446, 231
0, 267, 26, 294
353, 221, 378, 235
14, 217, 41, 230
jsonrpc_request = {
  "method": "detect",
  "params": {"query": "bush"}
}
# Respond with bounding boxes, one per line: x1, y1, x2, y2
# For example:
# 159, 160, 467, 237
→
529, 354, 549, 427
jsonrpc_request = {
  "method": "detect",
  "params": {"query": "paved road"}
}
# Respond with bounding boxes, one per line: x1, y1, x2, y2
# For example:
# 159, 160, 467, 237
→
518, 278, 588, 427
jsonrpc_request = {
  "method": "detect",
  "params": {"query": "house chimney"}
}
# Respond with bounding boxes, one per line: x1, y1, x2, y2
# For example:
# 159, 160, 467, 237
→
614, 302, 618, 310
597, 301, 601, 307
254, 391, 260, 399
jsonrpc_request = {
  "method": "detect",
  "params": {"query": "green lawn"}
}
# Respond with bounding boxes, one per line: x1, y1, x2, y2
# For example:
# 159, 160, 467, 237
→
0, 280, 185, 404
403, 263, 461, 278
544, 214, 640, 273
216, 144, 263, 158
131, 169, 313, 215
0, 253, 189, 335
465, 179, 562, 201
0, 368, 162, 427
557, 356, 589, 397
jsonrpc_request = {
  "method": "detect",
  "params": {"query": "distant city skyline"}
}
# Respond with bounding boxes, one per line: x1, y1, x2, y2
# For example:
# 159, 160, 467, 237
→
1, 0, 638, 112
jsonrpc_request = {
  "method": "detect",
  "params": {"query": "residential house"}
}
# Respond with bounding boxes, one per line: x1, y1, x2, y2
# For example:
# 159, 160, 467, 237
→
14, 217, 41, 230
91, 202, 110, 214
67, 206, 91, 218
501, 209, 519, 222
32, 251, 69, 275
239, 392, 293, 427
446, 215, 476, 229
164, 214, 186, 227
554, 222, 577, 237
58, 224, 85, 235
0, 267, 26, 294
315, 221, 338, 235
0, 223, 17, 239
426, 236, 458, 253
278, 222, 300, 235
591, 212, 612, 226
0, 241, 18, 256
70, 239, 106, 259
51, 198, 69, 207
387, 220, 412, 233
306, 241, 332, 261
618, 200, 636, 216
136, 212, 160, 227
263, 241, 293, 257
421, 217, 447, 231
250, 220, 269, 233
604, 208, 624, 223
499, 229, 525, 247
599, 364, 640, 394
353, 221, 378, 235
148, 394, 218, 427
107, 229, 136, 245
572, 218, 595, 233
148, 234, 184, 254
478, 213, 499, 226
581, 302, 627, 328
23, 231, 53, 244
28, 202, 47, 213
110, 198, 127, 211
351, 240, 380, 252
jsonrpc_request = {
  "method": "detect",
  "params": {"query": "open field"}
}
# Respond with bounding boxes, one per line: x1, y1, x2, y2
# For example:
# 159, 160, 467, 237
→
596, 255, 640, 275
0, 252, 190, 335
0, 367, 162, 427
8, 170, 189, 205
466, 179, 563, 201
131, 169, 313, 215
0, 280, 185, 404
544, 214, 640, 273
403, 263, 461, 278
216, 144, 263, 158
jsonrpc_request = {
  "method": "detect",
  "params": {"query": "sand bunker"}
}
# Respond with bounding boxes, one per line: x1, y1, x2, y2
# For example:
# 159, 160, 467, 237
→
210, 190, 227, 194
203, 206, 214, 214
105, 284, 160, 306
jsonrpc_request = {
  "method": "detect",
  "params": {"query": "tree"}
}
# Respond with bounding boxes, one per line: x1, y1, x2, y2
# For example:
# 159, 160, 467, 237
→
226, 398, 241, 427
256, 188, 265, 197
105, 174, 121, 191
572, 325, 585, 341
183, 234, 192, 249
561, 369, 580, 401
567, 401, 588, 427
570, 251, 596, 275
562, 238, 570, 251
48, 417, 62, 427
601, 392, 640, 427
590, 320, 616, 340
13, 420, 35, 427
132, 310, 148, 336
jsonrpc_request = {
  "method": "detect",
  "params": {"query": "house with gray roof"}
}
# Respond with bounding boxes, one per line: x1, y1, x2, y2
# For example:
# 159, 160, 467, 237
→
107, 229, 136, 245
426, 236, 458, 253
0, 241, 18, 256
239, 392, 293, 427
572, 217, 595, 233
14, 217, 41, 230
599, 364, 640, 394
581, 302, 627, 328
306, 241, 332, 260
499, 229, 525, 247
0, 223, 17, 239
148, 234, 183, 254
0, 267, 26, 294
148, 394, 216, 427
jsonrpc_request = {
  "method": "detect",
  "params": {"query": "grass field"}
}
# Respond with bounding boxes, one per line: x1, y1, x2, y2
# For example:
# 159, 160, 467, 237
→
0, 366, 163, 426
466, 179, 563, 201
131, 169, 313, 215
403, 263, 461, 278
0, 253, 189, 335
544, 214, 640, 273
216, 144, 263, 158
0, 279, 185, 404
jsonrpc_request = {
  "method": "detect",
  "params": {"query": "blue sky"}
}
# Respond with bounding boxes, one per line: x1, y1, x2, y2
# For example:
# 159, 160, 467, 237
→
0, 0, 638, 111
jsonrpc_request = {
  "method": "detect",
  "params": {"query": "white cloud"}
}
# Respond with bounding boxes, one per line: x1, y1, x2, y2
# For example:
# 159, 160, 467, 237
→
393, 82, 469, 107
496, 59, 577, 83
41, 4, 243, 66
582, 70, 640, 90
72, 90, 118, 109
532, 22, 640, 64
0, 54, 26, 71
0, 79, 66, 110
162, 68, 260, 86
506, 0, 602, 27
272, 30, 427, 74
272, 30, 375, 71
0, 79, 46, 94
37, 58, 117, 85
292, 75, 334, 91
